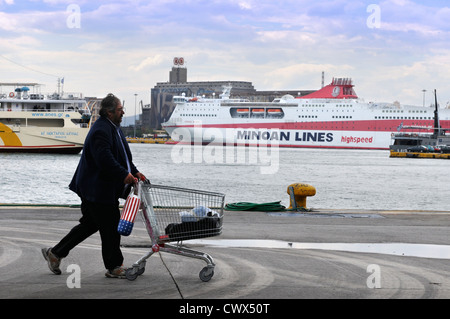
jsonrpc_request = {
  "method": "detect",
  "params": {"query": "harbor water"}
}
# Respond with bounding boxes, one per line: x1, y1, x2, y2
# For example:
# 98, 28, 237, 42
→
0, 143, 449, 211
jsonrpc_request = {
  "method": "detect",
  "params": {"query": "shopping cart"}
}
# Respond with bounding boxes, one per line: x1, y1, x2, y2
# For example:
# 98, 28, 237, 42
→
125, 182, 225, 282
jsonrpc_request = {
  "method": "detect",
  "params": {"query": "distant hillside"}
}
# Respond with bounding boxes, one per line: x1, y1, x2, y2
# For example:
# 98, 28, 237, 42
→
121, 115, 139, 127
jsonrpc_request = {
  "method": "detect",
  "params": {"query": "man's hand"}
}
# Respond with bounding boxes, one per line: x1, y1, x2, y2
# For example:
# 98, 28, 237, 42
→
135, 172, 147, 182
124, 173, 138, 185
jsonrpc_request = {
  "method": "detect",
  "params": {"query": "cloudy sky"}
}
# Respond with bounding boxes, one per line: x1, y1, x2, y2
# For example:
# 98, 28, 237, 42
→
1, 0, 450, 116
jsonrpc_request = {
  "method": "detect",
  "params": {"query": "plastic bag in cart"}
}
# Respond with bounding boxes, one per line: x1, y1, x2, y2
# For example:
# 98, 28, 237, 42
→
179, 205, 219, 222
118, 185, 141, 236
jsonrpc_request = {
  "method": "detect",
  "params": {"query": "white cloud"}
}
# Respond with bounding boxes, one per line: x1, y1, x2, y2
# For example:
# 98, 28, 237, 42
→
381, 22, 443, 37
0, 12, 19, 31
263, 63, 354, 90
238, 1, 252, 10
129, 55, 165, 72
78, 42, 107, 52
255, 30, 316, 45
0, 10, 67, 33
1, 35, 42, 50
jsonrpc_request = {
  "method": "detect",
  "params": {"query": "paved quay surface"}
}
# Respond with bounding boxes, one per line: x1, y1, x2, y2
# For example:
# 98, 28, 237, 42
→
1, 206, 450, 300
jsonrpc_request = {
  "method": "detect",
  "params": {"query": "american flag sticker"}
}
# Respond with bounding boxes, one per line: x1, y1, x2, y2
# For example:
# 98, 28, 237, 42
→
118, 195, 141, 236
120, 195, 141, 222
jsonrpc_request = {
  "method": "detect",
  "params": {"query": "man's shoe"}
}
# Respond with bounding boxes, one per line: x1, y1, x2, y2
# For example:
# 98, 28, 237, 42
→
105, 266, 127, 279
42, 248, 62, 275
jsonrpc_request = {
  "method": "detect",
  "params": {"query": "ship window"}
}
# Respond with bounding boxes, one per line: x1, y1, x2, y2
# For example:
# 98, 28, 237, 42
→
28, 118, 65, 128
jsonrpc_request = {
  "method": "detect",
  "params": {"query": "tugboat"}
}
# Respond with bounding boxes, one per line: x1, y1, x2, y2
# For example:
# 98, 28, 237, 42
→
390, 90, 450, 158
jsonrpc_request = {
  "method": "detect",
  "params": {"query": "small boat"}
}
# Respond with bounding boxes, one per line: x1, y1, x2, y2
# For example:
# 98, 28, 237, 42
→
390, 90, 450, 158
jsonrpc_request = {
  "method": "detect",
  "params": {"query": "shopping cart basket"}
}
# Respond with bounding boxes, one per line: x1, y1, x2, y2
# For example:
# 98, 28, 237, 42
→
125, 182, 225, 282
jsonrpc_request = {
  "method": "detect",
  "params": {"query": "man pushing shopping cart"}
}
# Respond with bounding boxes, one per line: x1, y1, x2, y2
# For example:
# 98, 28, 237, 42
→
42, 93, 147, 279
42, 93, 225, 282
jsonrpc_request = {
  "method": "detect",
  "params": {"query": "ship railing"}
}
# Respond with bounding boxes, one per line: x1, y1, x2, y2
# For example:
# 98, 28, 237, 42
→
0, 92, 85, 101
392, 132, 431, 138
42, 108, 89, 114
41, 92, 84, 100
60, 92, 83, 99
1, 106, 91, 115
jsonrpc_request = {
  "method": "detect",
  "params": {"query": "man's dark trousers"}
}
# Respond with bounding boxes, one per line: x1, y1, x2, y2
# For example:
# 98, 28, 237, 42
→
52, 199, 124, 270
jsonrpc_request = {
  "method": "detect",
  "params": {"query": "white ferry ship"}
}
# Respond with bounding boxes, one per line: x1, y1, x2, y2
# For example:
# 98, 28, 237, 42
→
0, 82, 91, 154
162, 78, 450, 150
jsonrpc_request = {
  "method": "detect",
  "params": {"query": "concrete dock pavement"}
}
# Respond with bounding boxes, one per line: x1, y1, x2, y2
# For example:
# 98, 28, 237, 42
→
1, 205, 450, 300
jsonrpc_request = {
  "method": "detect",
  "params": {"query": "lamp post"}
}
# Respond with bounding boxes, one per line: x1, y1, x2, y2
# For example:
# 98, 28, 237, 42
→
422, 89, 426, 107
134, 93, 137, 138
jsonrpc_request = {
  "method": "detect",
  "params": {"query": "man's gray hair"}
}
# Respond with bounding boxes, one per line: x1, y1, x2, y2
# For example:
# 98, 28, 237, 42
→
100, 93, 120, 117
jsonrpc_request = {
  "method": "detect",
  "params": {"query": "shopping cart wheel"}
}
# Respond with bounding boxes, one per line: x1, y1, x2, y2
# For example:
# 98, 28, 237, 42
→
125, 268, 138, 281
126, 262, 146, 281
136, 266, 146, 276
199, 266, 214, 282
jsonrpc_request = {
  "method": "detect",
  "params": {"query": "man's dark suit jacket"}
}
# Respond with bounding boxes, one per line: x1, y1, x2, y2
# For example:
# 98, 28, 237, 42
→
69, 116, 139, 204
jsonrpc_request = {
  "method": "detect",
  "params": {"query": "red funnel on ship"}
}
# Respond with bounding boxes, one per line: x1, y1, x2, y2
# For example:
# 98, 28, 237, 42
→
298, 78, 358, 99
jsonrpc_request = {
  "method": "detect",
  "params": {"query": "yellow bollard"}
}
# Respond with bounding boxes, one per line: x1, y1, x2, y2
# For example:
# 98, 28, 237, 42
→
287, 183, 316, 210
